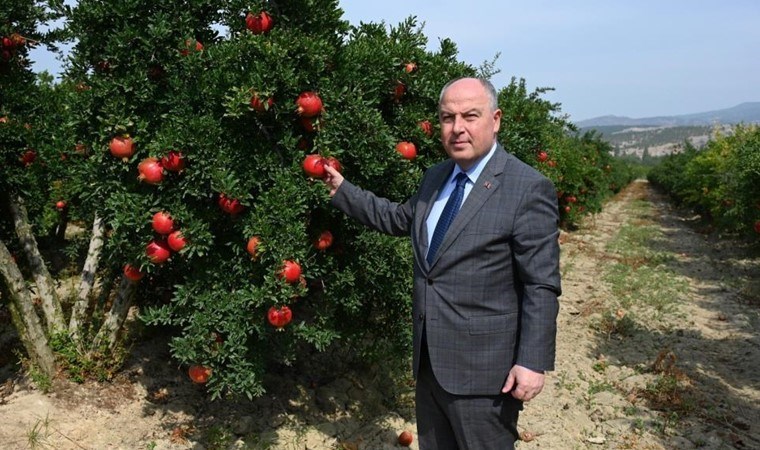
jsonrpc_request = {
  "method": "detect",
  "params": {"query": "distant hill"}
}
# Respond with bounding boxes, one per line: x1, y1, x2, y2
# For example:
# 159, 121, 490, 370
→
576, 103, 759, 159
577, 102, 760, 128
583, 124, 723, 159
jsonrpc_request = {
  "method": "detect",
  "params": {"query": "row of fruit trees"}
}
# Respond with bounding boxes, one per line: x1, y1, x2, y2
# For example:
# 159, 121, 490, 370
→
648, 125, 760, 235
1, 0, 638, 399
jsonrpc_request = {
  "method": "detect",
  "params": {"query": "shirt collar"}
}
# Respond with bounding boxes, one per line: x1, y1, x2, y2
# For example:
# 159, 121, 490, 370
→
452, 141, 497, 184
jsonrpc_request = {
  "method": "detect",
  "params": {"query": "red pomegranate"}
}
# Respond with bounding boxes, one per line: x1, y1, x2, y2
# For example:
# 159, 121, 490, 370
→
109, 135, 135, 159
218, 193, 245, 215
123, 264, 144, 281
180, 38, 203, 56
250, 94, 274, 113
160, 150, 185, 172
146, 240, 171, 264
393, 81, 406, 101
267, 305, 293, 330
188, 365, 212, 384
245, 11, 274, 34
395, 141, 417, 160
167, 230, 187, 252
278, 260, 302, 284
418, 120, 433, 137
151, 211, 175, 235
313, 230, 333, 251
323, 156, 342, 174
20, 149, 37, 166
138, 157, 164, 184
295, 91, 323, 118
302, 154, 326, 179
246, 236, 261, 259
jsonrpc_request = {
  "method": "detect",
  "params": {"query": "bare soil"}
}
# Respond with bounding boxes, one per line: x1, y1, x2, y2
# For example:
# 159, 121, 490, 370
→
1, 180, 758, 450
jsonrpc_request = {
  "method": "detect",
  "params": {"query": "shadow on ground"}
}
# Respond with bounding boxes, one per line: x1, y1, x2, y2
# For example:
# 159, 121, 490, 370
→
588, 183, 760, 449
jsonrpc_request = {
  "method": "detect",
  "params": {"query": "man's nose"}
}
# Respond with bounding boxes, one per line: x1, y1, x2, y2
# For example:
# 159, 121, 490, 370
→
452, 116, 465, 133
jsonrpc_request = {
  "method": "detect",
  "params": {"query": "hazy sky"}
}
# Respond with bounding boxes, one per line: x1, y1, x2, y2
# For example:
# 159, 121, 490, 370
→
30, 0, 760, 122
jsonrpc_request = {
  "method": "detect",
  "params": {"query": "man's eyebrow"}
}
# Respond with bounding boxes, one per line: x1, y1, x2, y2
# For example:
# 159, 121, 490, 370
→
440, 108, 481, 116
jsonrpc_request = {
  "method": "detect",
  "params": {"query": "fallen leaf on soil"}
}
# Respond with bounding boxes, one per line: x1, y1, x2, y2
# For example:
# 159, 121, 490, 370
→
519, 430, 542, 442
150, 387, 169, 403
170, 425, 194, 444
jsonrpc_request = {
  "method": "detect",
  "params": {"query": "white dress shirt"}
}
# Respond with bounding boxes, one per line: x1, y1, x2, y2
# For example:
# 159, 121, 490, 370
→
425, 142, 498, 253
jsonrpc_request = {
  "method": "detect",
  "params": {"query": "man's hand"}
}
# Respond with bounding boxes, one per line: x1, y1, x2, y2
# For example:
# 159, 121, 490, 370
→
323, 165, 344, 197
501, 365, 545, 402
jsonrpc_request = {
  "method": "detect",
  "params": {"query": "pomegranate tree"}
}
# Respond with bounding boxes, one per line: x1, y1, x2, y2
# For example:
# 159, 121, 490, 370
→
28, 0, 623, 402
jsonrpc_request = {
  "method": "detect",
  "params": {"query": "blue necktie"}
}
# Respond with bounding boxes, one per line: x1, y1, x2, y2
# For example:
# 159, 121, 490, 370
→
427, 173, 468, 264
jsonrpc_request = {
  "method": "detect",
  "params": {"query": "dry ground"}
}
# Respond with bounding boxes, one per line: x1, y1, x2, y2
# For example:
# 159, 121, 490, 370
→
1, 180, 758, 449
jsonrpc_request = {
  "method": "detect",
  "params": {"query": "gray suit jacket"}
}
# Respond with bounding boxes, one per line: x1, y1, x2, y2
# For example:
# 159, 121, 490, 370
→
331, 144, 561, 395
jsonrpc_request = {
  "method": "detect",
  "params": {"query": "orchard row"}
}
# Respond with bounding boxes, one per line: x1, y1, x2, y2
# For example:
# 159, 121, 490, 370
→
648, 125, 760, 235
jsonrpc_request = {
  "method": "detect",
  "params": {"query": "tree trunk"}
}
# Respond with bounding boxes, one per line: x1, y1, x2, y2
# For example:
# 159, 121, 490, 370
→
54, 207, 68, 243
90, 277, 137, 354
8, 194, 65, 333
92, 270, 116, 324
0, 240, 57, 379
69, 215, 105, 343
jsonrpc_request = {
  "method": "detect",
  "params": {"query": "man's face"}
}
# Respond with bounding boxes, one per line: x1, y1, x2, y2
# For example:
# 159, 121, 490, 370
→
439, 79, 502, 170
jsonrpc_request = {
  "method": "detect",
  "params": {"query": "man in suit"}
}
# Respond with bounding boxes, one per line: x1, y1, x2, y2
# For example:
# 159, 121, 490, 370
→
322, 77, 561, 449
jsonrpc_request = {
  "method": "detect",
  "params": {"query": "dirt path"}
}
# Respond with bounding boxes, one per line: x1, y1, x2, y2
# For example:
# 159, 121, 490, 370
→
521, 180, 760, 450
1, 180, 758, 449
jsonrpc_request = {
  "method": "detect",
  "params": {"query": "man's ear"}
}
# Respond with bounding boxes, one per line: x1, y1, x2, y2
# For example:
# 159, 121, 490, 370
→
493, 108, 503, 133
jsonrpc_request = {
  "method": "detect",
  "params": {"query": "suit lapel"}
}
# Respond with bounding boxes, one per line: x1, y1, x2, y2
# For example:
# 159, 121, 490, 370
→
427, 147, 509, 269
415, 160, 455, 268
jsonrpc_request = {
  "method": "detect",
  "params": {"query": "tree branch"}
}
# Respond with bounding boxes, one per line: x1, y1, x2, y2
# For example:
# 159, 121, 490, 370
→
0, 240, 57, 379
89, 276, 137, 354
69, 215, 105, 342
7, 193, 65, 333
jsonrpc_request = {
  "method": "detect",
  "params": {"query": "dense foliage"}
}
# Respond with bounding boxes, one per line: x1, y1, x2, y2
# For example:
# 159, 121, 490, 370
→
1, 0, 65, 239
2, 0, 638, 398
648, 125, 760, 235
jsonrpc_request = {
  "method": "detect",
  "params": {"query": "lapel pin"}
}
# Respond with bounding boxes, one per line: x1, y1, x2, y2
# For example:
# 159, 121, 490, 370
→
483, 181, 492, 189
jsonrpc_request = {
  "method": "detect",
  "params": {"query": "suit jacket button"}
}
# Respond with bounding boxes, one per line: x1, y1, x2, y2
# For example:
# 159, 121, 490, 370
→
427, 278, 433, 285
418, 313, 424, 321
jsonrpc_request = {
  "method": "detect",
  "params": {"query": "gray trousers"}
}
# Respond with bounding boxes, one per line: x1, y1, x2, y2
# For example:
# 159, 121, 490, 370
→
416, 335, 522, 449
